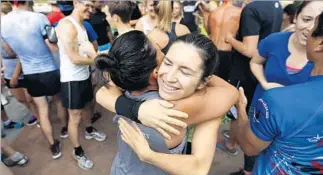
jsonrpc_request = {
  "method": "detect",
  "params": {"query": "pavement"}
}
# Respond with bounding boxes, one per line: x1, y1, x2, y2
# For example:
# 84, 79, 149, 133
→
1, 89, 244, 175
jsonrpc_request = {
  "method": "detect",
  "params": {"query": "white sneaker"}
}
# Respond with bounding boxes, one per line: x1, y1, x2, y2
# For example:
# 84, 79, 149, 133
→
1, 93, 8, 105
72, 151, 93, 170
85, 128, 106, 142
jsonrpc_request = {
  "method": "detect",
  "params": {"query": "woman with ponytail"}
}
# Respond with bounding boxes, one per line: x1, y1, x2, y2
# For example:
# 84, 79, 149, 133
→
148, 1, 190, 54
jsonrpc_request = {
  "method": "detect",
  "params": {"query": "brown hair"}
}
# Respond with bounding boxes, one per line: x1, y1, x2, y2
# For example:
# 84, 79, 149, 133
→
1, 2, 12, 15
107, 1, 134, 23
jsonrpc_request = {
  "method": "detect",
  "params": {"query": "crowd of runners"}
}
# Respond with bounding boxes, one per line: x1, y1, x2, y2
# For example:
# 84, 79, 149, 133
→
1, 0, 323, 175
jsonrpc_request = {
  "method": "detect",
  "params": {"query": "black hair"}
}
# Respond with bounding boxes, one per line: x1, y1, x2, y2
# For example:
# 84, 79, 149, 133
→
284, 4, 297, 23
107, 1, 134, 23
7, 0, 27, 5
295, 1, 311, 18
176, 33, 219, 80
312, 12, 323, 38
95, 31, 157, 91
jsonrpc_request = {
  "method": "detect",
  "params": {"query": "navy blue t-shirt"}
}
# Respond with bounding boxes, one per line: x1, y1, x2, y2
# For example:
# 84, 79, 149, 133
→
251, 75, 323, 174
250, 32, 314, 109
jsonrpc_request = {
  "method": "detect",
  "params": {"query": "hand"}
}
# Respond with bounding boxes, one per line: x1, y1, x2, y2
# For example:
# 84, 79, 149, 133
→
79, 41, 97, 59
9, 77, 18, 88
236, 87, 248, 110
118, 118, 153, 162
262, 82, 284, 90
225, 33, 234, 44
138, 99, 188, 140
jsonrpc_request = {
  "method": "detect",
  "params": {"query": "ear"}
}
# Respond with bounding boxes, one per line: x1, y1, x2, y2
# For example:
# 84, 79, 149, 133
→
152, 68, 158, 79
197, 75, 212, 90
112, 14, 119, 23
314, 38, 323, 52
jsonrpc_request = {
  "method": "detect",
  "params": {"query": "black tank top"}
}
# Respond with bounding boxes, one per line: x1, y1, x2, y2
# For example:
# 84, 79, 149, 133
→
161, 22, 177, 54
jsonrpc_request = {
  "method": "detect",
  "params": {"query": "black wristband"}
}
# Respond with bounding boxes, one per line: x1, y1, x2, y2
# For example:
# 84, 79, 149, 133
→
115, 95, 142, 123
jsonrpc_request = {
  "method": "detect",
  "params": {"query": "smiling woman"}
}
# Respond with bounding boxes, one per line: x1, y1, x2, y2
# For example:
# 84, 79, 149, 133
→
95, 31, 238, 175
249, 1, 323, 118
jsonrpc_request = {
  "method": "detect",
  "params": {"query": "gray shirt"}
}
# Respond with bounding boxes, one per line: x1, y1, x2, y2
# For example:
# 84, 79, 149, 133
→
111, 91, 187, 175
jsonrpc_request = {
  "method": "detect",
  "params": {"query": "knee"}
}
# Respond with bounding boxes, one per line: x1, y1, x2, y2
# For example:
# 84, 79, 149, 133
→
69, 111, 82, 125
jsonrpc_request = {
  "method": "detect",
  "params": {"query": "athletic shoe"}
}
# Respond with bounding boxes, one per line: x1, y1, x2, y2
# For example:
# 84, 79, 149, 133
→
85, 128, 106, 142
72, 150, 93, 170
36, 122, 40, 128
50, 140, 62, 159
60, 127, 68, 139
3, 152, 29, 167
222, 130, 230, 140
27, 116, 38, 126
4, 121, 24, 129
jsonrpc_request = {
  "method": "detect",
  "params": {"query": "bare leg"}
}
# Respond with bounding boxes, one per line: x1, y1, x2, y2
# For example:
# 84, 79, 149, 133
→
1, 139, 16, 157
32, 96, 54, 145
23, 89, 39, 120
0, 162, 14, 175
68, 109, 82, 147
52, 94, 67, 127
1, 107, 9, 122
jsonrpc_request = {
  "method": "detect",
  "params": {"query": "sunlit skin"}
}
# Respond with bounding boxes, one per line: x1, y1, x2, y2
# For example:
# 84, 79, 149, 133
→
294, 1, 323, 46
158, 42, 207, 101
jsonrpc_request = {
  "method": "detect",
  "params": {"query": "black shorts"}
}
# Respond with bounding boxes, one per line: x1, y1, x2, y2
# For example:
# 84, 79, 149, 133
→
4, 78, 28, 89
24, 70, 61, 97
61, 78, 93, 109
216, 51, 232, 81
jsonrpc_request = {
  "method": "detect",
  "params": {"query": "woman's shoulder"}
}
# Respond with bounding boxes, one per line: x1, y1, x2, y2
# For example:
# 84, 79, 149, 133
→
175, 23, 190, 36
264, 32, 292, 42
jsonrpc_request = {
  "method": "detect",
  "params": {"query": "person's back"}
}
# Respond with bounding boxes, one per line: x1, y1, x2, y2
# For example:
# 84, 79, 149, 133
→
253, 76, 323, 174
208, 3, 241, 51
1, 10, 57, 74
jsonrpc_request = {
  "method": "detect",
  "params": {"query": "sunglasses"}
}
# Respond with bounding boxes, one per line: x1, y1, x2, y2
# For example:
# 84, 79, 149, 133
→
78, 1, 94, 9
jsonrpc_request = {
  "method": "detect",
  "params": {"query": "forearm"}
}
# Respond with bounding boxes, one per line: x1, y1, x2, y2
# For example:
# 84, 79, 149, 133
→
45, 40, 59, 53
250, 62, 267, 85
232, 106, 255, 154
145, 151, 205, 175
11, 59, 22, 79
96, 85, 122, 112
230, 38, 252, 58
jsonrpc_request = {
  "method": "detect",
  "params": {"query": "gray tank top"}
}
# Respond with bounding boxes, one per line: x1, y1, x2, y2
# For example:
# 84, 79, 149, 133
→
111, 91, 187, 175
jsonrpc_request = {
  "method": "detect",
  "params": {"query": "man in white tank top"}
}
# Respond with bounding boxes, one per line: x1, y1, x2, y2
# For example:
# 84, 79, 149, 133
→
55, 0, 106, 170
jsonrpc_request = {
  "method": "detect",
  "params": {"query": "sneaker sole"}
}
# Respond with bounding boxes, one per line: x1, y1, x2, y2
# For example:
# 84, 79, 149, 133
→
52, 143, 62, 160
85, 135, 106, 142
60, 135, 69, 139
26, 120, 38, 126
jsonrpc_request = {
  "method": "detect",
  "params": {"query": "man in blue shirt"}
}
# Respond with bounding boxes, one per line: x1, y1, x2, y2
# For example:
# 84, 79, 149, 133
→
233, 12, 323, 175
1, 1, 66, 160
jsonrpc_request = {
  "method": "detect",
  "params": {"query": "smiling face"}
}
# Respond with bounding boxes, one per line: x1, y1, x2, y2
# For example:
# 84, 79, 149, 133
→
74, 0, 94, 19
146, 0, 157, 18
157, 42, 205, 101
295, 1, 323, 46
172, 2, 182, 18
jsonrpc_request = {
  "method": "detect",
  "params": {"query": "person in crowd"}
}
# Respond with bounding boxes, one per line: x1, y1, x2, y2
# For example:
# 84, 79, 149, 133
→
207, 0, 243, 81
135, 0, 158, 35
1, 1, 38, 127
148, 1, 190, 55
172, 1, 183, 24
95, 30, 238, 175
56, 0, 106, 170
1, 0, 67, 160
233, 11, 323, 175
221, 1, 283, 174
282, 4, 298, 32
104, 1, 134, 37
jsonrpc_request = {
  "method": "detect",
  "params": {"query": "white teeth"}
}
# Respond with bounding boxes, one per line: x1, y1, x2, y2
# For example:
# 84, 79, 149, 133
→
163, 84, 177, 92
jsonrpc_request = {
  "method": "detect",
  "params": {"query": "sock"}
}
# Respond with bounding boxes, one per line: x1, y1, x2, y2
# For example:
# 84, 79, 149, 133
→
3, 120, 11, 126
86, 126, 94, 133
74, 146, 84, 156
62, 126, 67, 132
